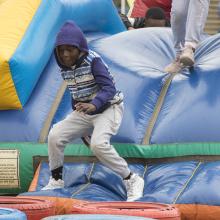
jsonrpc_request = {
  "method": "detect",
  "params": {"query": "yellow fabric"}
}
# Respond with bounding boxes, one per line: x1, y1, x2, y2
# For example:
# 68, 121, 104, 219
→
127, 0, 135, 7
0, 0, 42, 109
0, 0, 8, 4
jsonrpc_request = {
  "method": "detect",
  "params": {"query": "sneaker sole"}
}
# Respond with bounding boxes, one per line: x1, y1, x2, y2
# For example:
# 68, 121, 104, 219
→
180, 56, 194, 67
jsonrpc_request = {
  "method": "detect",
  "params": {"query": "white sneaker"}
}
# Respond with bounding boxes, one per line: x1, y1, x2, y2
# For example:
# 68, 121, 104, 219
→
124, 173, 144, 202
41, 177, 64, 190
179, 46, 195, 67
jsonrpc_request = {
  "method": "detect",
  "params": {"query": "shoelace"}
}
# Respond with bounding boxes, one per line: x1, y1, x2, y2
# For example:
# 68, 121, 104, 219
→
125, 178, 136, 196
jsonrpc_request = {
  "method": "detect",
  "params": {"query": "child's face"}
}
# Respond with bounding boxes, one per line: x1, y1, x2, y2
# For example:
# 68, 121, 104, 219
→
57, 45, 80, 67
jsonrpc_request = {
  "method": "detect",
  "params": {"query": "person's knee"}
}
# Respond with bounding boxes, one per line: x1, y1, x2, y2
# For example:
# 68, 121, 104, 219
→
90, 137, 107, 152
48, 127, 61, 146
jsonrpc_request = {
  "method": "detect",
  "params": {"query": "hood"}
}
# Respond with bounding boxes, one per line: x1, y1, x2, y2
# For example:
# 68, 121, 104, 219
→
54, 21, 88, 69
55, 21, 88, 52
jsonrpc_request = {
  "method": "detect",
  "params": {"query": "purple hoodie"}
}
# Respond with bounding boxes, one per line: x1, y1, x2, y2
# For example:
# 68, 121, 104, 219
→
55, 21, 117, 112
55, 21, 88, 53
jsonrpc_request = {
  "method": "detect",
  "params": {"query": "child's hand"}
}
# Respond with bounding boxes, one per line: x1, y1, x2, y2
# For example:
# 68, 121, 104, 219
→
75, 102, 96, 114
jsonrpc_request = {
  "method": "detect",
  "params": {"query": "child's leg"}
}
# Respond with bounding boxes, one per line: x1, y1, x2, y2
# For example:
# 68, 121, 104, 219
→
180, 0, 210, 66
91, 103, 144, 201
90, 103, 130, 179
41, 111, 93, 190
164, 0, 190, 73
171, 0, 190, 55
185, 0, 210, 48
48, 111, 92, 176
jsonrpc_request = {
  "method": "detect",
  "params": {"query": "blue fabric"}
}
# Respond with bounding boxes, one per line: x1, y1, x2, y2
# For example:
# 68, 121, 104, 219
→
0, 55, 62, 141
177, 161, 220, 205
89, 28, 171, 143
139, 161, 199, 203
151, 33, 220, 144
20, 160, 220, 206
0, 0, 122, 141
4, 4, 220, 145
0, 208, 27, 220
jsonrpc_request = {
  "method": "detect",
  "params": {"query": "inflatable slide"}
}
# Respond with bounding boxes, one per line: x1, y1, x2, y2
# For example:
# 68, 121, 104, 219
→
1, 0, 220, 219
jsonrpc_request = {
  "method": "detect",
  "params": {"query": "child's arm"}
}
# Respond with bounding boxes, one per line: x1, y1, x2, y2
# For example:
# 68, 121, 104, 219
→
90, 57, 116, 111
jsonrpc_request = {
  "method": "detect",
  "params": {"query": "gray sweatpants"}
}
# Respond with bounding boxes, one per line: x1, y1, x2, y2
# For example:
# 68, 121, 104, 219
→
171, 0, 210, 54
47, 103, 131, 179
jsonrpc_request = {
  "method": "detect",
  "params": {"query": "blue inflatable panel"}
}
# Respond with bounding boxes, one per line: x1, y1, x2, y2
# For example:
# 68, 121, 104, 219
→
21, 160, 220, 206
81, 28, 171, 143
0, 208, 27, 220
0, 35, 111, 141
177, 161, 220, 205
139, 161, 199, 203
52, 90, 72, 126
151, 33, 220, 144
0, 1, 120, 142
3, 4, 220, 144
0, 55, 62, 141
43, 214, 154, 220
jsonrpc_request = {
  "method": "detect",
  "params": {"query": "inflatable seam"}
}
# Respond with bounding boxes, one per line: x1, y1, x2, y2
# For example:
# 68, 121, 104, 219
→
142, 164, 148, 178
172, 161, 202, 204
142, 73, 176, 145
38, 82, 67, 143
71, 162, 95, 197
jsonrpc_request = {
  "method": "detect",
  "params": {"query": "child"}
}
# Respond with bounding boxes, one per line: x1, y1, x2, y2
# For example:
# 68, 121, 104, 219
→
165, 0, 210, 74
120, 7, 169, 30
134, 7, 169, 28
41, 21, 144, 202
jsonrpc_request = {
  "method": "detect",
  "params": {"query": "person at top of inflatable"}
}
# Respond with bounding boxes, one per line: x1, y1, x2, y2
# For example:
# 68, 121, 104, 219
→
133, 7, 170, 28
41, 21, 144, 202
130, 0, 171, 21
120, 7, 169, 30
164, 0, 210, 74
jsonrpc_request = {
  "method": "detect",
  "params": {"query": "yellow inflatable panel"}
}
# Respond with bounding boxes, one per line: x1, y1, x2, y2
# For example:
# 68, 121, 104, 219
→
0, 0, 7, 4
0, 0, 41, 109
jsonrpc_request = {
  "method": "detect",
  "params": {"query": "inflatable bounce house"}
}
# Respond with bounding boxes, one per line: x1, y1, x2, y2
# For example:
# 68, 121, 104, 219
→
1, 0, 220, 219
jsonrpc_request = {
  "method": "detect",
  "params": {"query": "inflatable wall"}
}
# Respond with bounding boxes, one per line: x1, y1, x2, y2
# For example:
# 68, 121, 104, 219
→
0, 0, 125, 142
0, 0, 124, 110
1, 1, 220, 219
